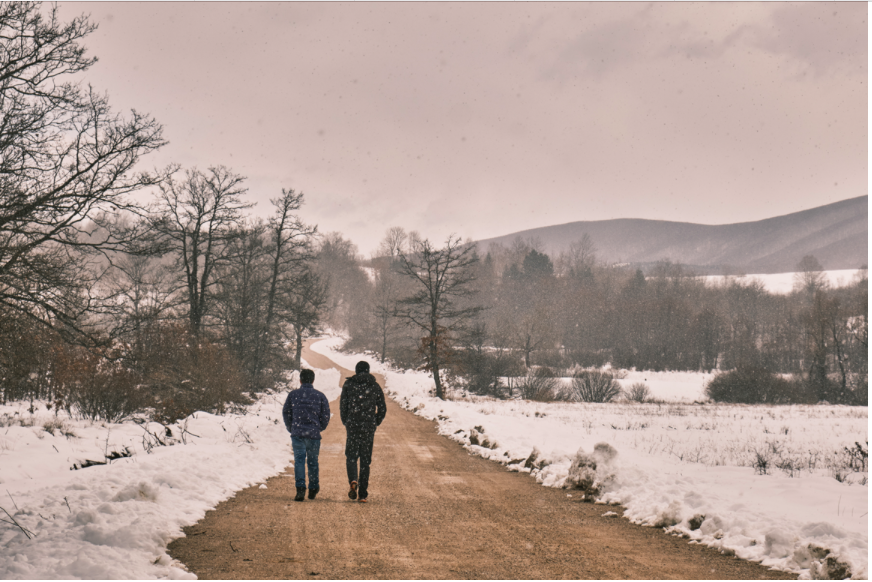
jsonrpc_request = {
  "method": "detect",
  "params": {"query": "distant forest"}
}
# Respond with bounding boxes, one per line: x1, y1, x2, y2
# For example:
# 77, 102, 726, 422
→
340, 229, 867, 406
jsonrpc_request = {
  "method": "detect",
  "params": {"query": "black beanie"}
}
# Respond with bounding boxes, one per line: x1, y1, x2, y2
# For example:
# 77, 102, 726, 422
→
355, 361, 370, 374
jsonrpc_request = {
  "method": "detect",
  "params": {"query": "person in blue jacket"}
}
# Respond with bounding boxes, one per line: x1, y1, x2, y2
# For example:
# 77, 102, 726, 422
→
282, 368, 331, 502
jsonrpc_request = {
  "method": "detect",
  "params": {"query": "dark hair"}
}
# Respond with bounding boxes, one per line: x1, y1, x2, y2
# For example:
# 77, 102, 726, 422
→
300, 369, 315, 384
355, 361, 370, 374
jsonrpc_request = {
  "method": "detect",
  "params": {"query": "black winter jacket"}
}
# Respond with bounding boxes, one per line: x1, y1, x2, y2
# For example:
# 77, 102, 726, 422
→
339, 372, 386, 431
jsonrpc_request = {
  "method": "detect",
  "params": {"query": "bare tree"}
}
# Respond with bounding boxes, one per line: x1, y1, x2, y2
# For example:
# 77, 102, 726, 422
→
396, 235, 482, 399
406, 230, 423, 254
282, 267, 329, 369
556, 233, 597, 277
0, 3, 166, 337
315, 232, 369, 333
254, 189, 317, 378
213, 221, 270, 381
801, 289, 837, 400
371, 264, 404, 362
515, 300, 558, 368
377, 226, 407, 258
793, 255, 827, 298
105, 253, 177, 361
204, 188, 318, 387
147, 167, 251, 335
265, 189, 316, 330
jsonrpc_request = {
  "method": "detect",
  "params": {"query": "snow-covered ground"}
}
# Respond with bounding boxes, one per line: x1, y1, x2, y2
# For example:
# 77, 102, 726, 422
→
616, 369, 715, 402
0, 365, 341, 579
312, 337, 869, 580
1, 337, 865, 580
703, 269, 864, 294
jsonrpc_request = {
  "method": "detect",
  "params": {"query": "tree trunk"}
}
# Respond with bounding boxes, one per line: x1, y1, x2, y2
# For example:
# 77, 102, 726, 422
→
295, 328, 303, 370
430, 337, 444, 399
830, 322, 848, 392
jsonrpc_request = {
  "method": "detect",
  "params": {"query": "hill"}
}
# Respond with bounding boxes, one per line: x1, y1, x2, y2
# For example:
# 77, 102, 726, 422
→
476, 196, 867, 274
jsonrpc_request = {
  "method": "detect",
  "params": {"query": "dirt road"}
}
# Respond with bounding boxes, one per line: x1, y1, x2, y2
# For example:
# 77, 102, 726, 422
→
168, 343, 794, 580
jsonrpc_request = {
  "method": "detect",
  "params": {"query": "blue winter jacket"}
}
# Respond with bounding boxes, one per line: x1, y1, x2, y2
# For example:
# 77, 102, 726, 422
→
282, 384, 331, 439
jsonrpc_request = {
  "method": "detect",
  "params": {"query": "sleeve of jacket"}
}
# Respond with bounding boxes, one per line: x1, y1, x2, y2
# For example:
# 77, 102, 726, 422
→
281, 392, 293, 433
319, 393, 331, 431
375, 383, 387, 426
339, 380, 349, 426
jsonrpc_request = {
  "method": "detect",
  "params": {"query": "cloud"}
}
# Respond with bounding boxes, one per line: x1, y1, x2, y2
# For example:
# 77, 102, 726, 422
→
535, 3, 866, 82
752, 3, 867, 76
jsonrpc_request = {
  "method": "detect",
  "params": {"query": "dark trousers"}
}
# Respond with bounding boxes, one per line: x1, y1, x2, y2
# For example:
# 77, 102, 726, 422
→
345, 428, 376, 498
291, 435, 321, 489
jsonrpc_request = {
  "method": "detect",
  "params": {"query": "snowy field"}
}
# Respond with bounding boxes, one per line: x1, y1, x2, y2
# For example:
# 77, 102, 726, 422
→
703, 268, 864, 294
312, 337, 869, 580
0, 365, 341, 579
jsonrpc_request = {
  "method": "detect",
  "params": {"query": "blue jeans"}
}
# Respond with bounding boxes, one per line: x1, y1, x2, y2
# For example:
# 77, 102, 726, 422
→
291, 436, 321, 489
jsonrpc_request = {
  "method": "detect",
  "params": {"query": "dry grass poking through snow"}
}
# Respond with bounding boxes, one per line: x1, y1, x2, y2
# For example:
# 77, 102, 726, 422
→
469, 399, 868, 483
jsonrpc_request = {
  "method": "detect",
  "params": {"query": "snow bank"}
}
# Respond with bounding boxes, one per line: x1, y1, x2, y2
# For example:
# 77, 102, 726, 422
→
0, 361, 341, 579
312, 337, 868, 580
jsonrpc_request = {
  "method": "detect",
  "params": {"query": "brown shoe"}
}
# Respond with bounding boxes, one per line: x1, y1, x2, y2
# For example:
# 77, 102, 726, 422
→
348, 481, 358, 500
358, 497, 368, 503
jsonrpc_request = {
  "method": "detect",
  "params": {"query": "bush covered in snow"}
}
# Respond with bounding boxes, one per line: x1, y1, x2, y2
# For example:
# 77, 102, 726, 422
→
625, 382, 651, 403
564, 370, 622, 403
564, 443, 618, 500
516, 369, 560, 401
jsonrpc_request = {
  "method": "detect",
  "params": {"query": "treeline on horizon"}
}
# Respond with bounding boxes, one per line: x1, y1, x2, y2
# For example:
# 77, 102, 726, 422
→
337, 228, 868, 407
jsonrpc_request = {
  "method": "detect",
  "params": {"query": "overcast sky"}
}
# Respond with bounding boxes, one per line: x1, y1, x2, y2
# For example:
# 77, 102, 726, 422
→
65, 2, 867, 256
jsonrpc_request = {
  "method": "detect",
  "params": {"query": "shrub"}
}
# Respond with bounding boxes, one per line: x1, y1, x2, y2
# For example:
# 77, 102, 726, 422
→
812, 375, 868, 406
705, 366, 813, 404
847, 375, 869, 406
752, 449, 770, 475
456, 350, 513, 399
137, 324, 251, 422
385, 344, 421, 371
466, 372, 508, 399
564, 443, 618, 501
51, 344, 146, 423
42, 418, 76, 438
564, 370, 622, 403
626, 382, 651, 403
516, 369, 560, 401
841, 441, 868, 472
0, 310, 57, 404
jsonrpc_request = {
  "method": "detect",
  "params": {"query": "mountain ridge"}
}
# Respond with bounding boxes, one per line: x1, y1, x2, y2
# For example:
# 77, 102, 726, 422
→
476, 196, 867, 274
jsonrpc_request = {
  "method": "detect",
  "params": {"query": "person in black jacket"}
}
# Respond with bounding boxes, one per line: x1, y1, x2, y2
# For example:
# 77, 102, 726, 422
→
282, 368, 331, 502
340, 360, 386, 503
